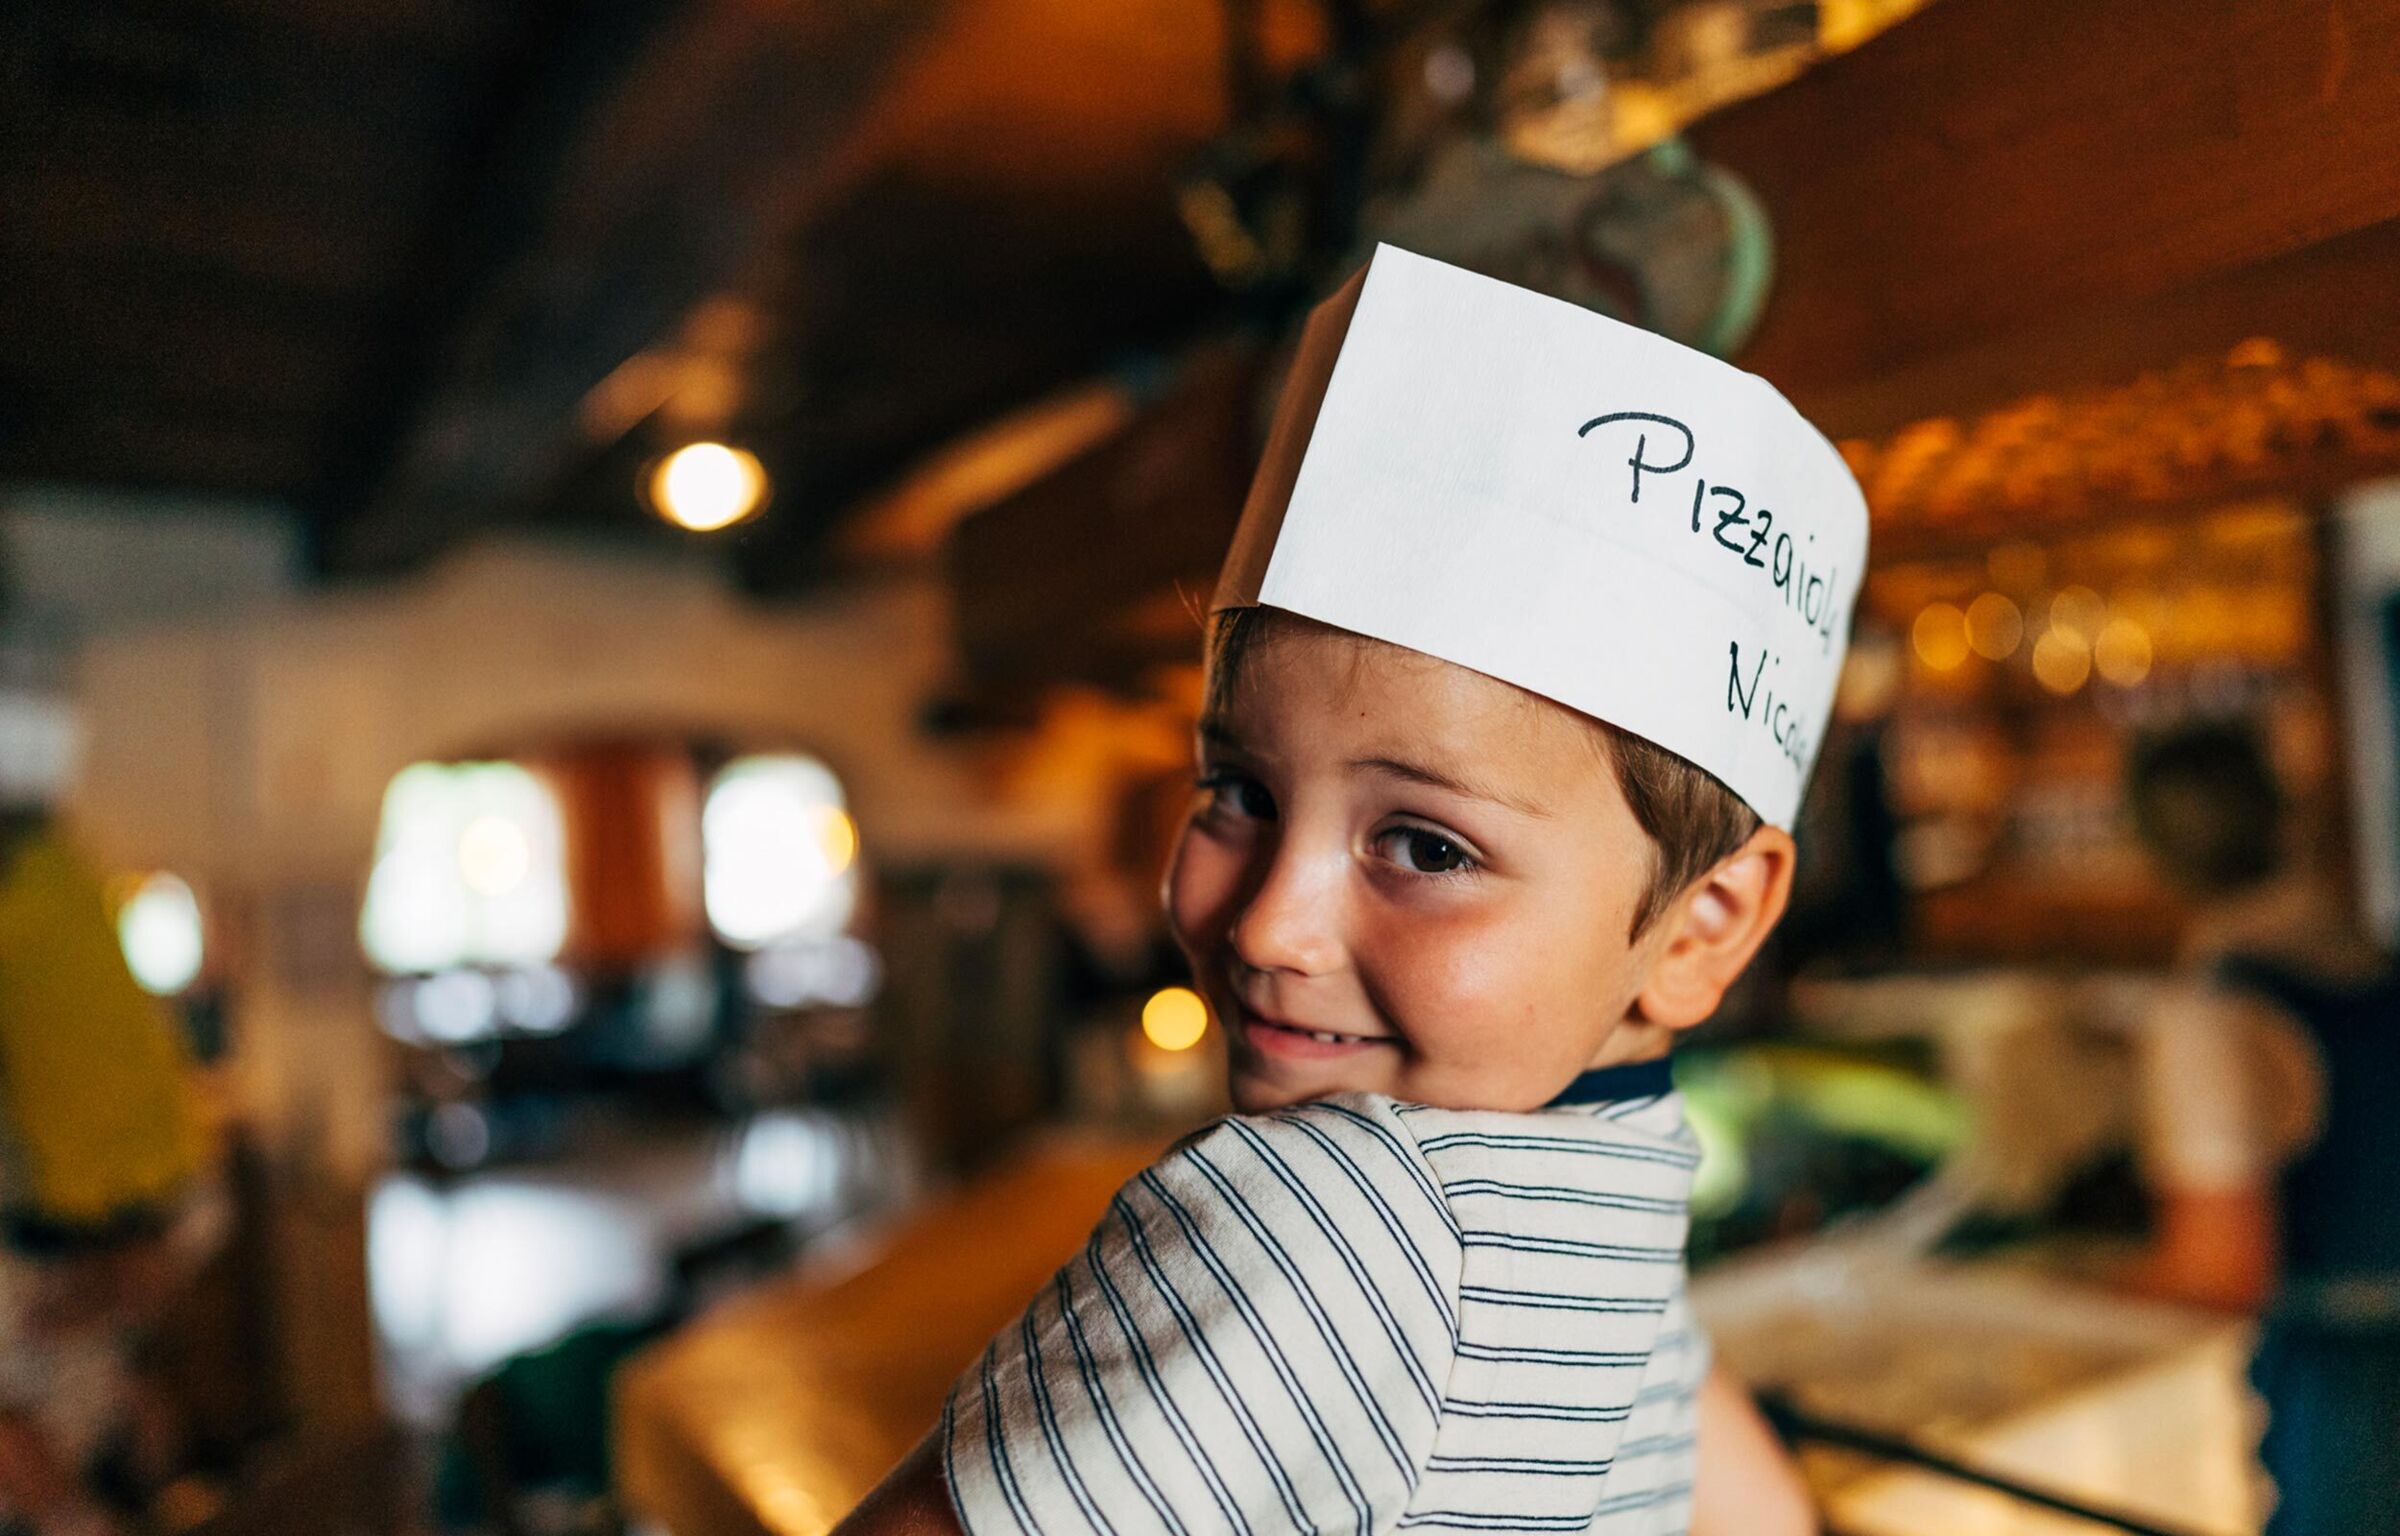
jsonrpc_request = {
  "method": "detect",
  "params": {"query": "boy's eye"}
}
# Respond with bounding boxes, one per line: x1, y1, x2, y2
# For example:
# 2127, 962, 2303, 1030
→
1198, 772, 1276, 821
1381, 826, 1472, 875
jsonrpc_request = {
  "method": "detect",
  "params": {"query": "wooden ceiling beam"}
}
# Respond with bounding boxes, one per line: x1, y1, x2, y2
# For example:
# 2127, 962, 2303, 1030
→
950, 343, 1262, 694
1687, 0, 2400, 409
1803, 216, 2400, 444
327, 0, 961, 576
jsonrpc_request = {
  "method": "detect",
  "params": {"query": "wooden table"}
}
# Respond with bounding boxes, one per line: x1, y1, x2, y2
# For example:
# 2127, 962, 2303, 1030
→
614, 1132, 1164, 1536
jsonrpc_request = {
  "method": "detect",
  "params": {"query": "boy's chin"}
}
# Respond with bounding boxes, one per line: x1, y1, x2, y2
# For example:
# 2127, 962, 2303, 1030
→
1227, 1065, 1376, 1114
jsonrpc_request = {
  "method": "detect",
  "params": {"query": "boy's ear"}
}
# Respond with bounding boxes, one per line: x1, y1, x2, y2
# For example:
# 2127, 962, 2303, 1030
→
1632, 825, 1796, 1032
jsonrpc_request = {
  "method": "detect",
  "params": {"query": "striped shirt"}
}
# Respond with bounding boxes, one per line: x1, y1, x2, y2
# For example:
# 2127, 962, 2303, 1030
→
944, 1061, 1706, 1535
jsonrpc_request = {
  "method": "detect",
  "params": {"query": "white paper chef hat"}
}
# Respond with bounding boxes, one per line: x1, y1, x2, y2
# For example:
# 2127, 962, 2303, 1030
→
1214, 244, 1869, 830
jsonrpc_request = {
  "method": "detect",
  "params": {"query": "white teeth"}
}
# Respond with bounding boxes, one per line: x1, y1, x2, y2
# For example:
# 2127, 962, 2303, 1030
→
1309, 1031, 1345, 1043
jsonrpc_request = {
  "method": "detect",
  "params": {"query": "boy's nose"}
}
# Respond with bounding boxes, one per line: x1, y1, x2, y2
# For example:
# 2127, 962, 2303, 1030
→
1225, 843, 1344, 978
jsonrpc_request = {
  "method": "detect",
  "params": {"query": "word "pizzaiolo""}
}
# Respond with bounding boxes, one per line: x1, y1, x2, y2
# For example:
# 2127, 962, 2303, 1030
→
1575, 410, 1842, 656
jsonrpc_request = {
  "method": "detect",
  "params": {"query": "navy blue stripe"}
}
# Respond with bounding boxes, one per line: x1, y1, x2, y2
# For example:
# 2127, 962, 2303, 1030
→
1457, 1284, 1667, 1314
1056, 1264, 1188, 1535
1545, 1059, 1674, 1105
1019, 1298, 1112, 1535
1455, 1341, 1649, 1365
941, 1383, 971, 1534
1311, 1101, 1461, 1241
1181, 1145, 1414, 1479
1595, 1480, 1693, 1515
1414, 1132, 1699, 1169
1399, 1513, 1594, 1530
1439, 1179, 1681, 1215
1225, 1119, 1442, 1412
978, 1345, 1035, 1536
1426, 1455, 1615, 1476
1084, 1231, 1252, 1536
1443, 1397, 1631, 1424
1614, 1432, 1698, 1461
1276, 1112, 1459, 1338
1137, 1170, 1373, 1534
1461, 1232, 1682, 1261
1113, 1191, 1312, 1530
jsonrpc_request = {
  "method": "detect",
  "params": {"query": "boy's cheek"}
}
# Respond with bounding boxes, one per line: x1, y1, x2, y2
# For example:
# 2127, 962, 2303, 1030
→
1161, 828, 1237, 965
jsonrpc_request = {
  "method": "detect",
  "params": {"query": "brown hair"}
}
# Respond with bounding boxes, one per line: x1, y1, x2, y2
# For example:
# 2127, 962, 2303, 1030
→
1204, 607, 1760, 936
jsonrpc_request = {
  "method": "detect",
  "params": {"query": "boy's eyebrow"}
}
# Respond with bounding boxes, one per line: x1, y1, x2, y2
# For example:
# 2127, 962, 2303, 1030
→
1200, 719, 1554, 818
1353, 755, 1555, 819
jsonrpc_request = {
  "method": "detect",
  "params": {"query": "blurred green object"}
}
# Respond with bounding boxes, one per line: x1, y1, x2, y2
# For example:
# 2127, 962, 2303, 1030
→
437, 1312, 676, 1535
1677, 1043, 1966, 1266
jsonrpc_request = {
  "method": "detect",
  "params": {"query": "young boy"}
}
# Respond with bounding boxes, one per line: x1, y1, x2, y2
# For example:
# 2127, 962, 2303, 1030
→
839, 244, 1865, 1535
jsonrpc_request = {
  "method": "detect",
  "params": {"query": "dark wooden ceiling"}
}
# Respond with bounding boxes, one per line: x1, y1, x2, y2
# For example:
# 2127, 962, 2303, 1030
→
0, 0, 1323, 584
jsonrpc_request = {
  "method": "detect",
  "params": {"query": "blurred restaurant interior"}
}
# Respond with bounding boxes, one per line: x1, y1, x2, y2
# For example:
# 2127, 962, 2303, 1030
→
2, 0, 2399, 1532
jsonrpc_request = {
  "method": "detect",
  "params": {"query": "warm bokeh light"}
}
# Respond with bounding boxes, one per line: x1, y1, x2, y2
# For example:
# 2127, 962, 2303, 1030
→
2048, 584, 2109, 642
1141, 987, 1209, 1052
651, 442, 768, 532
1910, 601, 1971, 670
818, 807, 859, 876
2093, 616, 2155, 687
118, 872, 204, 997
1963, 592, 2024, 660
2031, 626, 2093, 695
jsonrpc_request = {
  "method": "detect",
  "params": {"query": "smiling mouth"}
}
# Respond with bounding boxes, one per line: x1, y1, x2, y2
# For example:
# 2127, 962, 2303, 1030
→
1234, 1007, 1394, 1050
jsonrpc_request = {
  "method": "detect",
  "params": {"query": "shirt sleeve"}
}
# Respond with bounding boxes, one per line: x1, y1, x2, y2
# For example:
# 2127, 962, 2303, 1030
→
943, 1098, 1464, 1536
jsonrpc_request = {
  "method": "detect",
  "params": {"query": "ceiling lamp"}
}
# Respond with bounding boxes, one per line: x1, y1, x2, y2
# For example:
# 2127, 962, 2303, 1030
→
650, 442, 768, 532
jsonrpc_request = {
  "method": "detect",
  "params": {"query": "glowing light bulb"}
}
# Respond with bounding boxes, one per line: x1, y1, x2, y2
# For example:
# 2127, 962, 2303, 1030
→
118, 872, 204, 996
651, 442, 767, 532
1142, 987, 1210, 1052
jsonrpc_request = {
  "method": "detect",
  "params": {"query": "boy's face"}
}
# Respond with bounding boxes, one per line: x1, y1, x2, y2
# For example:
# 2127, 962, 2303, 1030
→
1166, 616, 1672, 1114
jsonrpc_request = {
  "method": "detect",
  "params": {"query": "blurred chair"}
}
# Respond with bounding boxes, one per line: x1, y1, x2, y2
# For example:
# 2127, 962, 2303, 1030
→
440, 1218, 793, 1536
441, 1314, 676, 1536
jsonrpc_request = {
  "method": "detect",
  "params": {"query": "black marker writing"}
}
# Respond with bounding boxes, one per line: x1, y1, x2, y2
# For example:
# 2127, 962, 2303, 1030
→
1727, 640, 1808, 771
1577, 412, 1693, 505
1580, 411, 1850, 659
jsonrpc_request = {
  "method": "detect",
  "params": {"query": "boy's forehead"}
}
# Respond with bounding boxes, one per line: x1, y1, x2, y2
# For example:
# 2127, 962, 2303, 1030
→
1206, 617, 1612, 805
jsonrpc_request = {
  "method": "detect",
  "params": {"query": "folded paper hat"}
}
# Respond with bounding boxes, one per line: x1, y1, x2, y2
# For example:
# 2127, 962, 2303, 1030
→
1215, 244, 1869, 830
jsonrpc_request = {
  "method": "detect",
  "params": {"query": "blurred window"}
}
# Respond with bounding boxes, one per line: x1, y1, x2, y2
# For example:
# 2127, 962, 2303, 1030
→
702, 754, 857, 949
361, 762, 570, 973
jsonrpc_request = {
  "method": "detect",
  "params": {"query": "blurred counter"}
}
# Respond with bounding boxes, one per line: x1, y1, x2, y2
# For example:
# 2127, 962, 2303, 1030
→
1699, 1248, 2259, 1535
617, 1088, 2257, 1536
614, 1132, 1164, 1536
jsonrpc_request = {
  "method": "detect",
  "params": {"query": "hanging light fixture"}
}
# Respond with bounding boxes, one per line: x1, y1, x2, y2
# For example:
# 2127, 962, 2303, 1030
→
649, 442, 769, 532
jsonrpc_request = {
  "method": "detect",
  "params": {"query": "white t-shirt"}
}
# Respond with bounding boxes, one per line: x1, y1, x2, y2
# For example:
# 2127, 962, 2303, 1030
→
944, 1075, 1706, 1535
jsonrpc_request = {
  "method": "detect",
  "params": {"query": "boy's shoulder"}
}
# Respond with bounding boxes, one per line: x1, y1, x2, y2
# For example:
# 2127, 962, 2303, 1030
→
1149, 1086, 1700, 1229
1156, 1092, 1446, 1211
